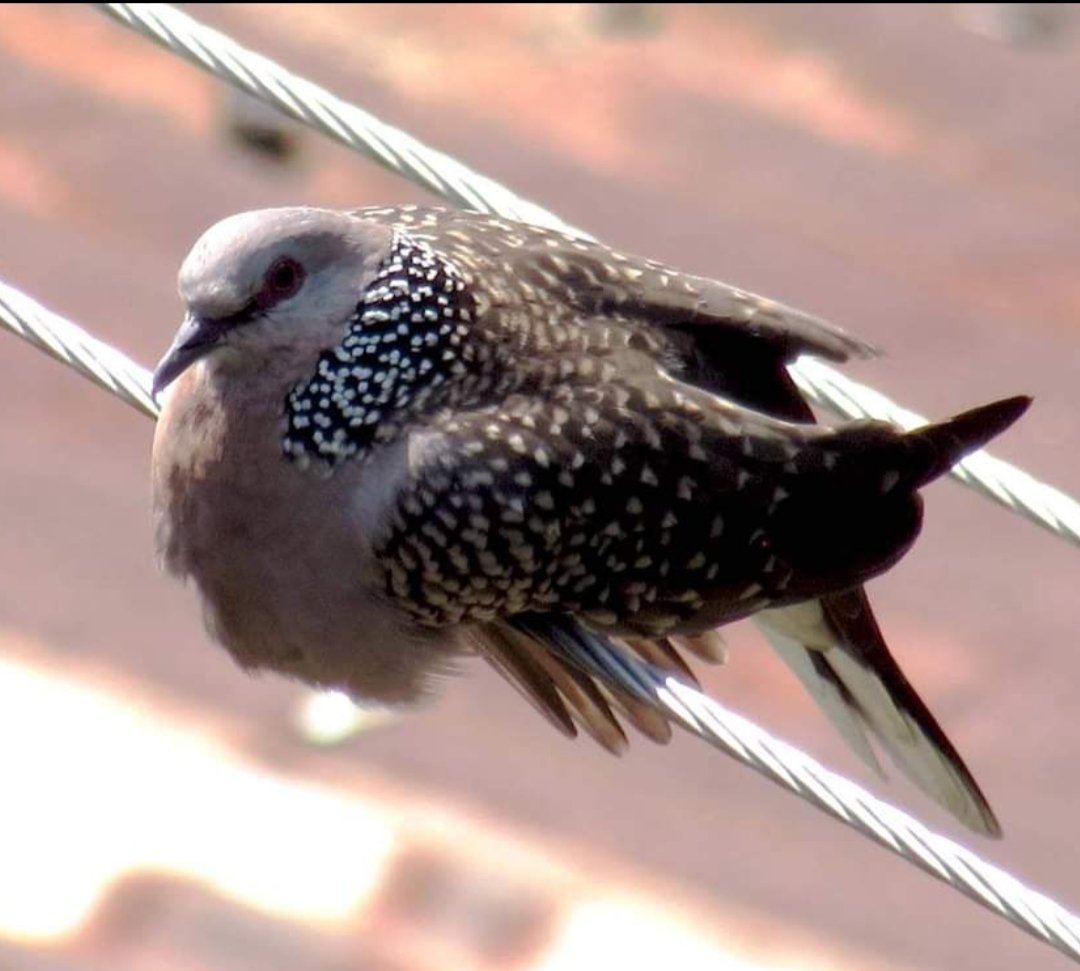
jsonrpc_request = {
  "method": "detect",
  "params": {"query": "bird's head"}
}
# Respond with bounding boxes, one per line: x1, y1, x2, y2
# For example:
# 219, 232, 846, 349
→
153, 207, 391, 396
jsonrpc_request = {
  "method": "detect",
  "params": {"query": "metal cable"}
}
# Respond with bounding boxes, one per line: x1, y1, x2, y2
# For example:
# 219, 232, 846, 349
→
0, 1, 1073, 961
97, 1, 1080, 549
98, 3, 577, 234
572, 635, 1080, 963
0, 280, 158, 419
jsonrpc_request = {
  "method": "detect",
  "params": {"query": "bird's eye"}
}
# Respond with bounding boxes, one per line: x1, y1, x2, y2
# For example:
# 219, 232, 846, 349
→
259, 257, 305, 306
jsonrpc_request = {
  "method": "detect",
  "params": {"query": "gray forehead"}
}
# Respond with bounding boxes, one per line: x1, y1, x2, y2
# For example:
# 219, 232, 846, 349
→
178, 207, 368, 304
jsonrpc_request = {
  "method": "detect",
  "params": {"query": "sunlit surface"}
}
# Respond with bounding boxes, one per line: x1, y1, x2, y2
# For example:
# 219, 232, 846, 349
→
539, 899, 856, 971
293, 687, 398, 745
0, 636, 900, 969
0, 644, 396, 940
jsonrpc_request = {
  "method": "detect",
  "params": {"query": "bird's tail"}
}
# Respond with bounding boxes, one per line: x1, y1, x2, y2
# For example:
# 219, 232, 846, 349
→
903, 395, 1032, 488
768, 395, 1032, 594
822, 394, 1032, 496
759, 591, 1002, 837
755, 395, 1030, 838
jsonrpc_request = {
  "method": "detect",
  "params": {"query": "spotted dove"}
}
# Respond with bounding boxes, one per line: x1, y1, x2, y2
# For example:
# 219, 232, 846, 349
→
151, 205, 1030, 836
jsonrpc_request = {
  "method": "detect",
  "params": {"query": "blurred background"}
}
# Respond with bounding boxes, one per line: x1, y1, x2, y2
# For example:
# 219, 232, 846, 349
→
1, 3, 1079, 969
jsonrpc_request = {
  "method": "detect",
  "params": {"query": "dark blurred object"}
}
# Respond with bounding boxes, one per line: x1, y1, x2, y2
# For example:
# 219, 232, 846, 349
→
590, 3, 666, 38
221, 86, 304, 163
956, 3, 1072, 47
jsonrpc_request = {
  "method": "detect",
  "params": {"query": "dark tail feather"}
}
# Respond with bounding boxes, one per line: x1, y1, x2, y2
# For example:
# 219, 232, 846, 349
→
768, 395, 1030, 595
909, 395, 1031, 488
760, 590, 1003, 837
819, 589, 1002, 837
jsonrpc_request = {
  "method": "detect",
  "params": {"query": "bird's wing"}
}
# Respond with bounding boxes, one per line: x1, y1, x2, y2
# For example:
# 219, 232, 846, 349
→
627, 284, 1004, 838
354, 205, 877, 366
370, 376, 1019, 835
370, 378, 787, 755
372, 376, 818, 639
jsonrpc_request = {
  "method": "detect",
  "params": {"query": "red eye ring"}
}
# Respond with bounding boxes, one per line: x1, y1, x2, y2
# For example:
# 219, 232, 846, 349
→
259, 256, 305, 307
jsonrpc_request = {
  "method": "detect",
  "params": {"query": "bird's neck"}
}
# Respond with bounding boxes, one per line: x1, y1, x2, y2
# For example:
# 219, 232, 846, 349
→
280, 232, 489, 470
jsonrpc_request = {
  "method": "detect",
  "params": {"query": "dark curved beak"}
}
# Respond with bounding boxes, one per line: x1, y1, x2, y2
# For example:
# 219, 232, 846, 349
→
152, 314, 224, 397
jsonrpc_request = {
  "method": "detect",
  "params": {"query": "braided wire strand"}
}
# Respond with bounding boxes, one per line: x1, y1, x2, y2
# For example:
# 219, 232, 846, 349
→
98, 3, 577, 233
544, 618, 1080, 958
0, 280, 158, 419
677, 682, 1080, 948
0, 1, 1073, 961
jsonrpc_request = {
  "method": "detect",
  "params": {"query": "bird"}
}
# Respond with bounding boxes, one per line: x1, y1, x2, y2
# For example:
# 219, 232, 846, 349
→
151, 204, 1030, 837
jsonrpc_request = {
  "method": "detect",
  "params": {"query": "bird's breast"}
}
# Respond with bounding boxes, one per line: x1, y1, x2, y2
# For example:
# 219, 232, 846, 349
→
150, 367, 459, 704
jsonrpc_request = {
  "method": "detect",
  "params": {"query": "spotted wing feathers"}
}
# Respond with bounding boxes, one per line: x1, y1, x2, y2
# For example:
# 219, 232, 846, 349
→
353, 205, 877, 368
